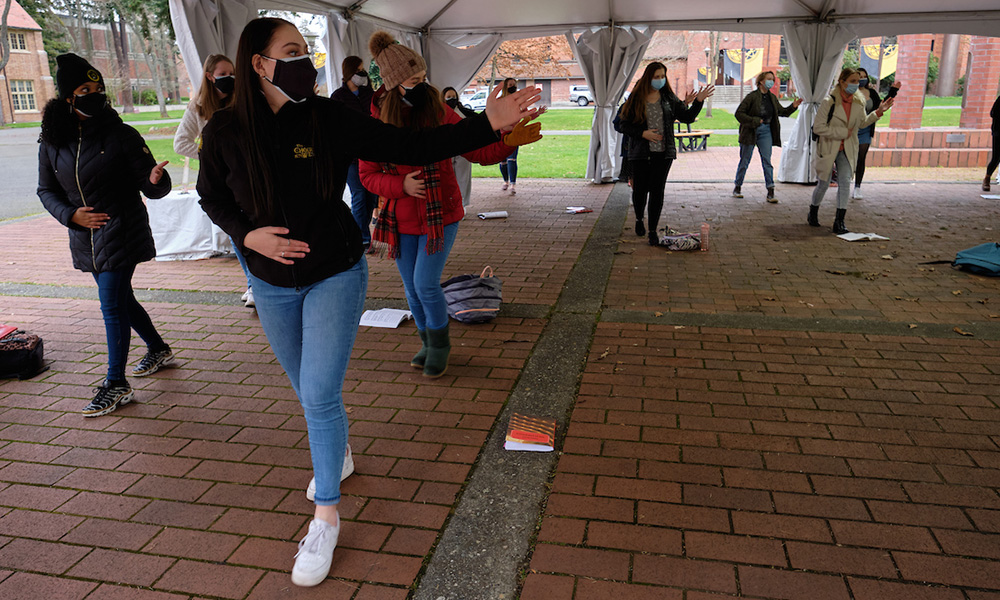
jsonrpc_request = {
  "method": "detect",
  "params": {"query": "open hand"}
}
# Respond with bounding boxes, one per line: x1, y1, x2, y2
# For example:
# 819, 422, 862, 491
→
792, 98, 803, 108
877, 96, 895, 117
243, 226, 309, 265
684, 90, 698, 104
695, 85, 715, 102
149, 160, 169, 185
403, 170, 426, 199
484, 84, 542, 131
504, 116, 543, 147
642, 129, 663, 143
71, 206, 110, 229
891, 81, 902, 90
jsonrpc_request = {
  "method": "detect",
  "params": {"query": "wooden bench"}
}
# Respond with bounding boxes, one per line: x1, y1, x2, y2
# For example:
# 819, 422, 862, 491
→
674, 120, 711, 152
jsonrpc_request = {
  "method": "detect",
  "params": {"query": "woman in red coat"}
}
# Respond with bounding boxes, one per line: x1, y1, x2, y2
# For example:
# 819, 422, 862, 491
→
361, 31, 540, 378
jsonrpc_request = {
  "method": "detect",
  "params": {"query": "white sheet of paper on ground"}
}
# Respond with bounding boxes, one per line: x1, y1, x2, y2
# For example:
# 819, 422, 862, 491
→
837, 232, 890, 242
478, 211, 509, 219
359, 308, 412, 328
565, 206, 592, 213
981, 194, 1000, 200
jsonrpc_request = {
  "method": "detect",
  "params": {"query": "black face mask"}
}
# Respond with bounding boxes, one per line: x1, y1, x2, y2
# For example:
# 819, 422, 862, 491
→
213, 75, 235, 95
402, 82, 431, 109
261, 54, 317, 103
507, 85, 517, 94
73, 92, 107, 118
445, 97, 459, 109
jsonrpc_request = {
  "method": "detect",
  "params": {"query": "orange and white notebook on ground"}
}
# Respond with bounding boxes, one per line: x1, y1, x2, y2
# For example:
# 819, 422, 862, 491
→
504, 413, 557, 452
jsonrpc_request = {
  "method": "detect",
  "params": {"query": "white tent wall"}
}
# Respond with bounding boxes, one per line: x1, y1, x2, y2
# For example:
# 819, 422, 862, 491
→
777, 22, 857, 184
567, 26, 652, 183
169, 0, 258, 95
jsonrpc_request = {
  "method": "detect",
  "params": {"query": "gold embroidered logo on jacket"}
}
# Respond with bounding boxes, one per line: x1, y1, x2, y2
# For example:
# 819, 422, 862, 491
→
293, 144, 315, 159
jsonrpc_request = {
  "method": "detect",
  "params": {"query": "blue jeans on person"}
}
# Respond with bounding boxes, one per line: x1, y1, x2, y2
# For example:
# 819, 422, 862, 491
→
395, 222, 459, 331
248, 258, 368, 506
812, 150, 852, 210
734, 122, 774, 188
499, 146, 519, 184
93, 265, 169, 383
230, 237, 252, 289
347, 161, 378, 246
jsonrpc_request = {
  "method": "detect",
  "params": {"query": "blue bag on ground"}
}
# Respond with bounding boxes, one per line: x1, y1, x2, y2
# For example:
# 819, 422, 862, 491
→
954, 242, 1000, 276
442, 266, 502, 323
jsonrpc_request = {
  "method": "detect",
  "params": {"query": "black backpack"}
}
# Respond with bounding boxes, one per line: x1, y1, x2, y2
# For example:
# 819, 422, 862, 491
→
811, 94, 837, 142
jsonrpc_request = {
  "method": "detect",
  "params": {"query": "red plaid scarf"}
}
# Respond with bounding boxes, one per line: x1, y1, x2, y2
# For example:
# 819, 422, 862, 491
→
370, 160, 444, 259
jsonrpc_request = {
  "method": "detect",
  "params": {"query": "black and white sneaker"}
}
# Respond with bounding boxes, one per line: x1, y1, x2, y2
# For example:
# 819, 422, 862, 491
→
132, 348, 174, 377
82, 381, 133, 418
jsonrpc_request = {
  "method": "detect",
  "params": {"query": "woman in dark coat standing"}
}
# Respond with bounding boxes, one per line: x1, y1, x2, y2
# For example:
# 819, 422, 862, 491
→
330, 55, 378, 245
732, 70, 801, 203
37, 54, 174, 417
615, 61, 714, 245
984, 93, 1000, 192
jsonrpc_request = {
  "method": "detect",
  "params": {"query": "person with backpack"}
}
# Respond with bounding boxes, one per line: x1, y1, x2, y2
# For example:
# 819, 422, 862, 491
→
361, 32, 541, 379
37, 54, 175, 417
984, 92, 1000, 192
614, 62, 714, 245
732, 71, 801, 203
809, 68, 894, 234
853, 68, 900, 199
196, 18, 541, 588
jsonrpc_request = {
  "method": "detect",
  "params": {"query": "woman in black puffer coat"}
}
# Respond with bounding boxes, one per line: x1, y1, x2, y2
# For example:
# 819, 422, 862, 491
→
37, 54, 174, 418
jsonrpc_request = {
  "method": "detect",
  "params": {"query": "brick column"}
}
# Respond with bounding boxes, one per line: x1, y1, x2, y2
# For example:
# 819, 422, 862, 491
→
888, 34, 933, 130
959, 36, 1000, 129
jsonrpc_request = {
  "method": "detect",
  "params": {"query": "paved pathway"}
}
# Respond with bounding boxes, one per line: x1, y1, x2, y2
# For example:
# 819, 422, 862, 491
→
1, 169, 999, 599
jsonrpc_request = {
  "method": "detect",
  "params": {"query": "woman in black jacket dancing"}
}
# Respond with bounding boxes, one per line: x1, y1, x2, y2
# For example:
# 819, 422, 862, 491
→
37, 54, 174, 418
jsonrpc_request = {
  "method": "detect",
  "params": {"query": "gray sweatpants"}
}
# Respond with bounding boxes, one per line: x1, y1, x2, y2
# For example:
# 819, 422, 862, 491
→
812, 150, 852, 210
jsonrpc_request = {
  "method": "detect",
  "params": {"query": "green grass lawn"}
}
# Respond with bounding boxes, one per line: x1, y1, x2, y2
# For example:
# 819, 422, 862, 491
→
145, 138, 198, 171
923, 96, 962, 107
537, 107, 741, 131
920, 108, 961, 127
119, 109, 185, 121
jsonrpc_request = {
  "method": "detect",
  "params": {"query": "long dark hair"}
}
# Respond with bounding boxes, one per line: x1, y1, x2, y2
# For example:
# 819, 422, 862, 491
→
621, 62, 671, 124
39, 97, 115, 146
231, 17, 335, 221
379, 82, 444, 130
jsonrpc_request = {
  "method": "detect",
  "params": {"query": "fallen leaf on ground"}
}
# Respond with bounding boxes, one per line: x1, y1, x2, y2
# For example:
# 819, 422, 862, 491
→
881, 255, 894, 260
598, 348, 610, 360
908, 324, 918, 329
952, 290, 963, 295
654, 312, 663, 317
953, 327, 974, 337
825, 270, 847, 275
979, 298, 989, 305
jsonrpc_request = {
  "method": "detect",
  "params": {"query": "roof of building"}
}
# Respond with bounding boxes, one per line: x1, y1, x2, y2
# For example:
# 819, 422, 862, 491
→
7, 0, 42, 31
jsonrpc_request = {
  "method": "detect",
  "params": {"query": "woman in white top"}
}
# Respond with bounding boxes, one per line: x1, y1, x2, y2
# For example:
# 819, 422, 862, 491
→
173, 54, 254, 306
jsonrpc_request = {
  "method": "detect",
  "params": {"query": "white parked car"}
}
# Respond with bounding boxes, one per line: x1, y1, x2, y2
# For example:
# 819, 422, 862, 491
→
570, 85, 593, 106
463, 90, 489, 111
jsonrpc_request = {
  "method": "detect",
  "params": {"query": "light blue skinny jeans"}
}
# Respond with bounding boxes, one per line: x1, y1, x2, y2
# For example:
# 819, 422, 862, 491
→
734, 122, 774, 188
395, 222, 459, 331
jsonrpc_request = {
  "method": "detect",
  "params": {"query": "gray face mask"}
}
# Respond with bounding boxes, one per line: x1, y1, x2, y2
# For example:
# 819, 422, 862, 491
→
351, 73, 368, 87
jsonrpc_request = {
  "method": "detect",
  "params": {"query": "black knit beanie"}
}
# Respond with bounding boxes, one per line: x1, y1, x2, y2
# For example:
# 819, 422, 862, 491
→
56, 53, 104, 99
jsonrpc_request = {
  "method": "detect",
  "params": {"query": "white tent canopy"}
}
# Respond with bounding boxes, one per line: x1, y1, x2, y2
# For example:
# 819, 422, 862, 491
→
169, 0, 1000, 183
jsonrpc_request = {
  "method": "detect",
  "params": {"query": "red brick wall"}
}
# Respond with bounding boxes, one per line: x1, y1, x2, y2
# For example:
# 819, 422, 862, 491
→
1, 27, 55, 123
888, 34, 932, 130
959, 36, 1000, 129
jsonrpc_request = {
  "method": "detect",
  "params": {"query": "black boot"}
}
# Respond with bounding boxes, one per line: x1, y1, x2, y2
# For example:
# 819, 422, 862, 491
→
832, 208, 849, 234
807, 205, 820, 227
732, 185, 743, 198
648, 232, 659, 246
423, 324, 451, 378
635, 220, 645, 236
766, 187, 777, 203
410, 329, 428, 369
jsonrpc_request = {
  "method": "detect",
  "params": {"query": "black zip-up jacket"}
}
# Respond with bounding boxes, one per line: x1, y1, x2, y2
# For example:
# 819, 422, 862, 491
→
859, 85, 899, 139
613, 90, 702, 161
37, 106, 172, 273
330, 83, 375, 116
197, 95, 500, 288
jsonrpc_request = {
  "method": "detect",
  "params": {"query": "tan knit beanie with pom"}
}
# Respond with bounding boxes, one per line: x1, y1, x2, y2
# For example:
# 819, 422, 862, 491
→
369, 31, 426, 91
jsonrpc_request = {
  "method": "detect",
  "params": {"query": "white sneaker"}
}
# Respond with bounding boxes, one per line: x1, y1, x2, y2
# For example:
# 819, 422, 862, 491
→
240, 288, 250, 303
306, 445, 354, 502
291, 518, 339, 587
853, 187, 863, 199
244, 288, 255, 308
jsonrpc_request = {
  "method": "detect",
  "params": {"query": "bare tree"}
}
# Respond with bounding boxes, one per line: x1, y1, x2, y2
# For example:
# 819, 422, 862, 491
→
1, 0, 12, 73
705, 31, 722, 117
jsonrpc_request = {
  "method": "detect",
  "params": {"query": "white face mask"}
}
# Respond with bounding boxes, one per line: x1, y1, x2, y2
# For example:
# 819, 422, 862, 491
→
350, 73, 368, 87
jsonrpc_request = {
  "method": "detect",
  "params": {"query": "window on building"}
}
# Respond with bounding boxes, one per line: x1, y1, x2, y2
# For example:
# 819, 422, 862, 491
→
9, 31, 27, 51
11, 80, 37, 112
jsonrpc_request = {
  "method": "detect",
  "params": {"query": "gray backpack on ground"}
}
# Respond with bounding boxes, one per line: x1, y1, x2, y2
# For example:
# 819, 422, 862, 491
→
442, 266, 502, 323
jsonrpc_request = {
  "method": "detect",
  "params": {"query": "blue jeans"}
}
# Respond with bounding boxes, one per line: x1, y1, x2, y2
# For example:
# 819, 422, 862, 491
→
734, 122, 774, 188
249, 258, 368, 506
347, 161, 378, 246
93, 266, 168, 382
230, 237, 252, 289
499, 146, 519, 184
395, 222, 459, 331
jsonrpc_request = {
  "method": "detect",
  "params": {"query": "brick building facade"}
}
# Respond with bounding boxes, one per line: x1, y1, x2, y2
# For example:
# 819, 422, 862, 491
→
0, 0, 55, 124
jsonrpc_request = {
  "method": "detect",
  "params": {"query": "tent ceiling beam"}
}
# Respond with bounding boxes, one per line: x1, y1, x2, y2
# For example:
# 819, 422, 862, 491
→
790, 0, 820, 18
423, 0, 461, 31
